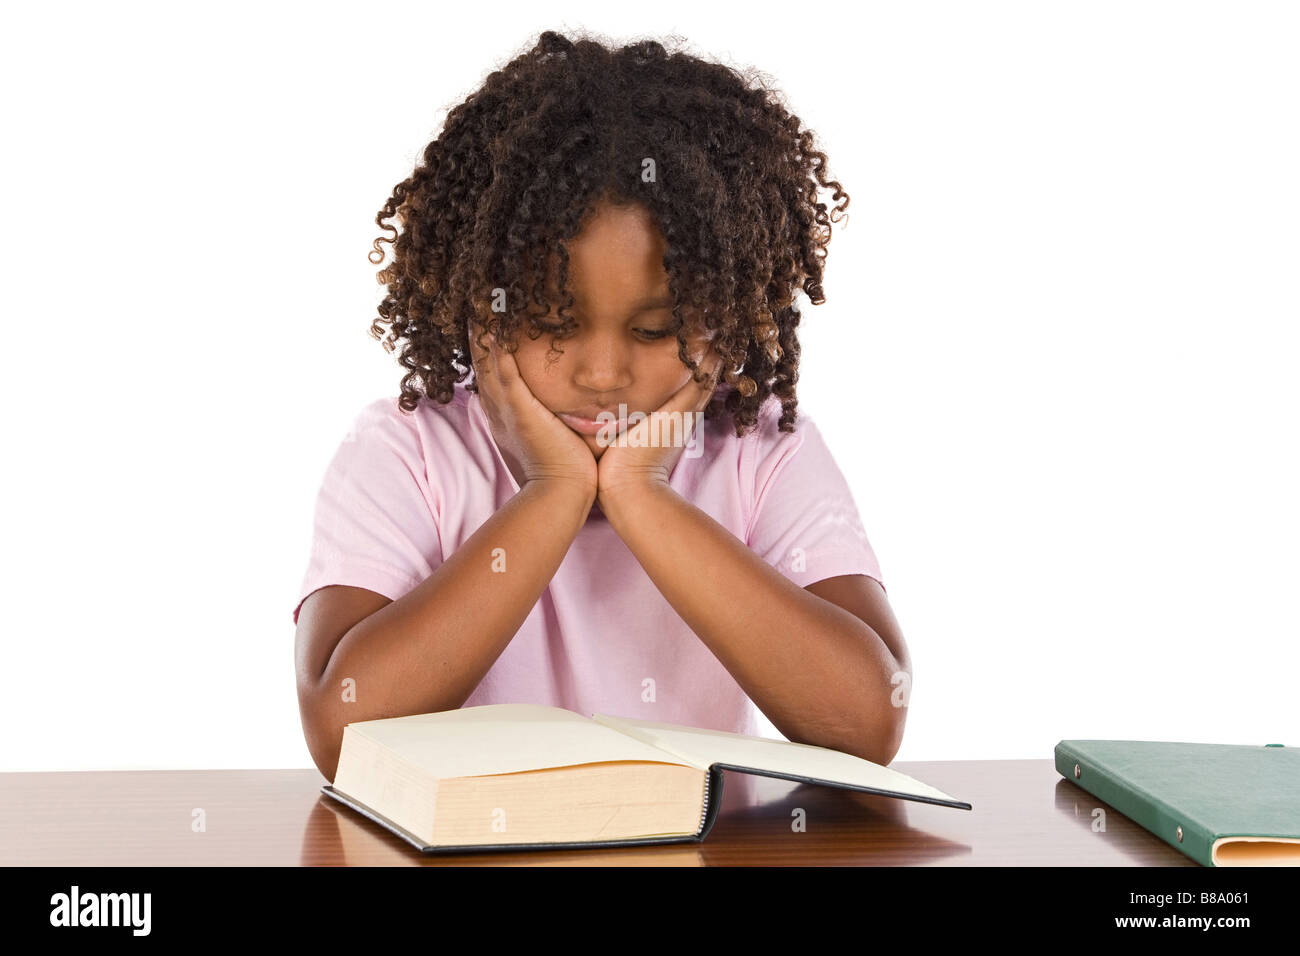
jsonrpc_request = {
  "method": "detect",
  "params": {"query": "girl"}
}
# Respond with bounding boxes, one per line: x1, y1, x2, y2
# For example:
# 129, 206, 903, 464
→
293, 30, 911, 783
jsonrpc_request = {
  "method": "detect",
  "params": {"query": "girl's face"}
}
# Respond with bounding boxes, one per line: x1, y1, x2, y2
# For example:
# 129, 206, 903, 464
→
506, 200, 717, 459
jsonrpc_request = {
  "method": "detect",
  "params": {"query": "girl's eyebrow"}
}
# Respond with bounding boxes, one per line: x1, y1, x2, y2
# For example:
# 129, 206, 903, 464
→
554, 293, 676, 314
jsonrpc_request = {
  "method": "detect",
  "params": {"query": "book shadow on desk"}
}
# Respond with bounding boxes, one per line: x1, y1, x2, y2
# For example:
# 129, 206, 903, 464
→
302, 770, 972, 866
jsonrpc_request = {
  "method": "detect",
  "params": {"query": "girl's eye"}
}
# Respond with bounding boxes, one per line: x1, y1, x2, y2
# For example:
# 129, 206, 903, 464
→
535, 317, 673, 341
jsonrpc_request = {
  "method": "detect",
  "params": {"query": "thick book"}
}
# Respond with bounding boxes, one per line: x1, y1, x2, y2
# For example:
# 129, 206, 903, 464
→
321, 703, 972, 853
1055, 739, 1300, 866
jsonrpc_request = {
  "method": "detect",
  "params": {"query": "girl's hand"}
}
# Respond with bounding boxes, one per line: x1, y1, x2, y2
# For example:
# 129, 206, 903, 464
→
467, 324, 599, 497
596, 350, 724, 510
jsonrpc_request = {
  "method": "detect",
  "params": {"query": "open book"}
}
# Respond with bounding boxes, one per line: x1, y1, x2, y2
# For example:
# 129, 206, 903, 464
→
322, 703, 972, 853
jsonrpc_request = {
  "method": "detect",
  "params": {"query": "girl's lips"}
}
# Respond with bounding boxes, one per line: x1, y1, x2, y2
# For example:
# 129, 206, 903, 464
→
557, 412, 629, 436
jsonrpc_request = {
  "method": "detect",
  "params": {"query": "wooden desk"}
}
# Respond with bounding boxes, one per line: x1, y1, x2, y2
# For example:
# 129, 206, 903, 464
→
0, 759, 1198, 866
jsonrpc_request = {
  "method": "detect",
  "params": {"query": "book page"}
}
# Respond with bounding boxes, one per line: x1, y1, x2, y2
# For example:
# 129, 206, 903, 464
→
593, 714, 967, 806
346, 703, 690, 779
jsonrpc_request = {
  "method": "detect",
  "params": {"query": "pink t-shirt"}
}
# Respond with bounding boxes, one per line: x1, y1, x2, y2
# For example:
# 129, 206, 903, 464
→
293, 381, 884, 737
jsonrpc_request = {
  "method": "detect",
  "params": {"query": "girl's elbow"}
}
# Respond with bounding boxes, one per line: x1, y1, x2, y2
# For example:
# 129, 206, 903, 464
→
297, 688, 344, 783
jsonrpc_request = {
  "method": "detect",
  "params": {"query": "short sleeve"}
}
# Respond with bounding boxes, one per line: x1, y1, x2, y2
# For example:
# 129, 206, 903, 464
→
292, 399, 444, 625
743, 406, 886, 593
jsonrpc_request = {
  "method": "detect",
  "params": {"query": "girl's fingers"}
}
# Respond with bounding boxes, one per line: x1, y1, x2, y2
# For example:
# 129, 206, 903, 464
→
476, 327, 538, 418
469, 327, 509, 423
665, 353, 723, 418
467, 325, 489, 372
700, 355, 724, 407
471, 326, 504, 393
487, 332, 517, 388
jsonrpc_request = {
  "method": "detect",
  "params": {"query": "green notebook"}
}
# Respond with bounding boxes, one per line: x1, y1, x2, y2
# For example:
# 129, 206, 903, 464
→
1055, 740, 1300, 867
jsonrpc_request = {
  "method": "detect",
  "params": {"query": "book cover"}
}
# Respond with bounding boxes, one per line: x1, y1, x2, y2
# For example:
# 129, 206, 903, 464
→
1055, 739, 1300, 866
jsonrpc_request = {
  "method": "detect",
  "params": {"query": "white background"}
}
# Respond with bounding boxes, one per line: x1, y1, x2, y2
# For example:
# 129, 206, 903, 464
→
2, 1, 1295, 771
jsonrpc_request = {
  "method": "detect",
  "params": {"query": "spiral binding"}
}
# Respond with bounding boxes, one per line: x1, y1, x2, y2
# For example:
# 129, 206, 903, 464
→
696, 769, 712, 834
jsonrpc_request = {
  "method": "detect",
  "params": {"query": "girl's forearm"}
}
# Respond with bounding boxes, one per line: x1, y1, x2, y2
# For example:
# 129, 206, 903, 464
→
305, 478, 595, 773
600, 482, 905, 764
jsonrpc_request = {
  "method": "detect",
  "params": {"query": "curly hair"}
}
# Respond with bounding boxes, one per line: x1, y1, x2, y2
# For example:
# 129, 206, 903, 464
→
368, 28, 850, 435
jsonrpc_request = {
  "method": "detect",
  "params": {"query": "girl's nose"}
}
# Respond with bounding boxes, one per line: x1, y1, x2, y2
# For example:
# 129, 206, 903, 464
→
571, 332, 633, 394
